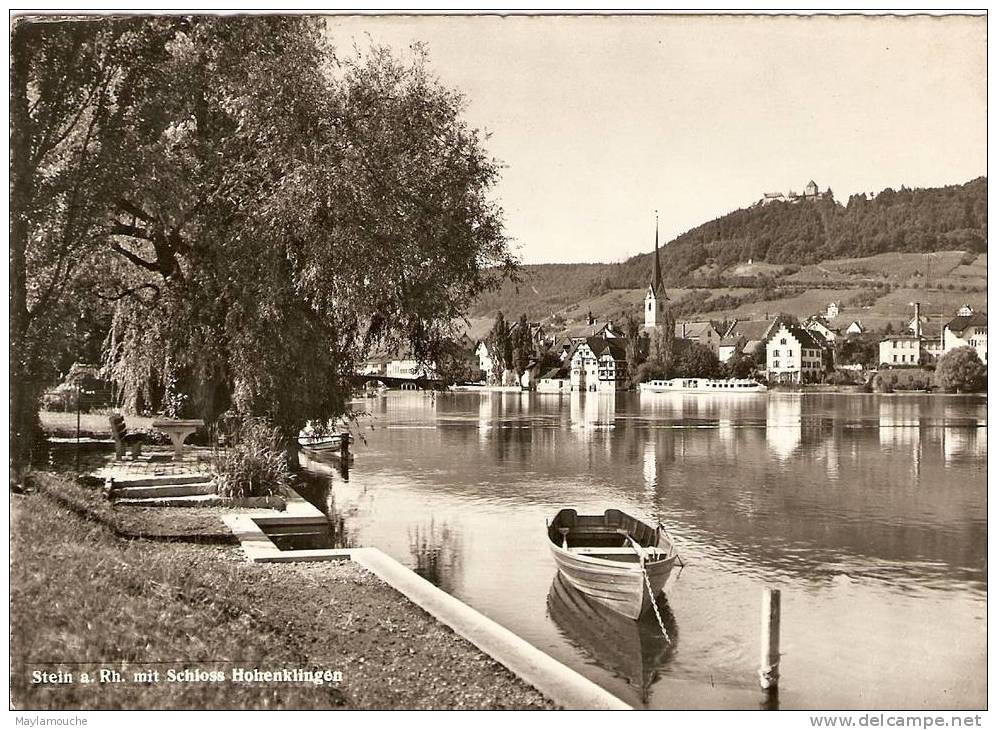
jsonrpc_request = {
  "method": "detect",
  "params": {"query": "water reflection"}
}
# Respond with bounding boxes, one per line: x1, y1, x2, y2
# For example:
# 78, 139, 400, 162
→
408, 519, 464, 594
301, 391, 986, 709
547, 573, 676, 705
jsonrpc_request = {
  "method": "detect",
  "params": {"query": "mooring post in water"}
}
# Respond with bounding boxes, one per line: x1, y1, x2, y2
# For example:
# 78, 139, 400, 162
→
759, 587, 781, 692
339, 431, 350, 461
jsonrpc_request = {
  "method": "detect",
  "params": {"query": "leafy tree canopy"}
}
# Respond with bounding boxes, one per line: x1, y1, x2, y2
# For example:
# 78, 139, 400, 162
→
11, 16, 516, 466
934, 346, 986, 393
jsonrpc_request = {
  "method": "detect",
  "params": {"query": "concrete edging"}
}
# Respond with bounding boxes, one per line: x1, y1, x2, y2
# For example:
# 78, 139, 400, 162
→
351, 546, 630, 710
221, 487, 631, 710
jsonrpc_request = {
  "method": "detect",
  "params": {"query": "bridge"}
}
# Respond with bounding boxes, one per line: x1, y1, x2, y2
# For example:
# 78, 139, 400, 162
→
351, 373, 445, 391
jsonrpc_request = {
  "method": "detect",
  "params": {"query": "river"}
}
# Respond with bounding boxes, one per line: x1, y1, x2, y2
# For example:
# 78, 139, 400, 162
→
298, 390, 987, 710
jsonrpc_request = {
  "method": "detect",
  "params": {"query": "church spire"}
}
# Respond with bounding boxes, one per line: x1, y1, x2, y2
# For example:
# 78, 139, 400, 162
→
650, 211, 666, 298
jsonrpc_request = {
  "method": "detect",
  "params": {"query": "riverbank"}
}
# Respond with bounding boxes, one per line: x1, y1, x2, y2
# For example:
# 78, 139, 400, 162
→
10, 473, 554, 710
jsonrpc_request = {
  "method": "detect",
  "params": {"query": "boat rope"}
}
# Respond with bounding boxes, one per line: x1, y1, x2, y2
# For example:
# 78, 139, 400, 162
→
641, 563, 671, 644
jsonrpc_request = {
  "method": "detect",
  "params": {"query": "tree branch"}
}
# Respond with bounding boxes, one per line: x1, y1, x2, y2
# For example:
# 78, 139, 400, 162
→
94, 282, 161, 302
109, 239, 162, 273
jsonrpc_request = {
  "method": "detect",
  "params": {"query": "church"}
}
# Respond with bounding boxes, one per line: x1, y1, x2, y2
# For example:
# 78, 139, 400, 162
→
643, 218, 669, 329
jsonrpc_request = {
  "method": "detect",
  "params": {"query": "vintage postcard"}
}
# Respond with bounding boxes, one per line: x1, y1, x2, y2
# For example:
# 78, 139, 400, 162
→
8, 9, 987, 720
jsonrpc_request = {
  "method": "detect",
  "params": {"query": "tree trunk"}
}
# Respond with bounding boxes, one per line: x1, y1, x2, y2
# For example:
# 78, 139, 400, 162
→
9, 28, 36, 480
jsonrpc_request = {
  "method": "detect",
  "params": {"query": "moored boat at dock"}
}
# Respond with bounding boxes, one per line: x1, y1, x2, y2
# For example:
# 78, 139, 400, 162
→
639, 377, 767, 394
546, 508, 679, 620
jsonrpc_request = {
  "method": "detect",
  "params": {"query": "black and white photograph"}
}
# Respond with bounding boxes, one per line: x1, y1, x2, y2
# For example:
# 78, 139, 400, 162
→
8, 9, 988, 717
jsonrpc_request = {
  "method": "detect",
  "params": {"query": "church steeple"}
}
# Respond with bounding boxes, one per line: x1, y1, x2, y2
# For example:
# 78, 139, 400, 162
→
644, 212, 668, 328
650, 213, 664, 296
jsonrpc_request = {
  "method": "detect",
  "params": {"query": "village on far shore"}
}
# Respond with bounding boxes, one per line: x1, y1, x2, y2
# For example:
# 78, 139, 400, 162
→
360, 234, 988, 394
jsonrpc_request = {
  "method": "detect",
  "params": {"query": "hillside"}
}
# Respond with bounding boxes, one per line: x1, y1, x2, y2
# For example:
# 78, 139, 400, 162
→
466, 178, 987, 336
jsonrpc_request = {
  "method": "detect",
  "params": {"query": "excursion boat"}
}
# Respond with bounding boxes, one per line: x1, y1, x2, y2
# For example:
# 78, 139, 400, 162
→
546, 508, 680, 621
639, 377, 767, 394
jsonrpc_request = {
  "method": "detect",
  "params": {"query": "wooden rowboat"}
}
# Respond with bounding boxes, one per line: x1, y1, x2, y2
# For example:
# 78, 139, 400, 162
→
546, 508, 679, 620
297, 433, 348, 451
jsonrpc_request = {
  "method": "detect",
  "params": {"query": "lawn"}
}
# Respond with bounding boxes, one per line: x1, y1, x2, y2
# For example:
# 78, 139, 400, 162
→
10, 476, 553, 710
40, 410, 157, 438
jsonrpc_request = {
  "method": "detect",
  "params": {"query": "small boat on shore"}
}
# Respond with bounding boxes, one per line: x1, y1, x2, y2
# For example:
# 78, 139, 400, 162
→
546, 508, 679, 620
639, 377, 767, 394
297, 432, 351, 453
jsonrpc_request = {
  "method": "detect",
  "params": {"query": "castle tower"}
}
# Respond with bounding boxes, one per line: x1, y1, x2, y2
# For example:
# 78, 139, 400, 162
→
644, 213, 669, 328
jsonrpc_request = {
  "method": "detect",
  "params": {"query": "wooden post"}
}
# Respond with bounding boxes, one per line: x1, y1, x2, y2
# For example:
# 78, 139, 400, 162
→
75, 385, 81, 472
759, 587, 781, 692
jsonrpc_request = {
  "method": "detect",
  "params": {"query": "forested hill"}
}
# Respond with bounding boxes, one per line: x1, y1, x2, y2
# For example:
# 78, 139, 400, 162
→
617, 177, 987, 287
466, 177, 987, 322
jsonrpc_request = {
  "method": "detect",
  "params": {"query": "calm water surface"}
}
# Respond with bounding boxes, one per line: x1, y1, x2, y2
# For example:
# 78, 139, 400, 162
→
299, 391, 986, 710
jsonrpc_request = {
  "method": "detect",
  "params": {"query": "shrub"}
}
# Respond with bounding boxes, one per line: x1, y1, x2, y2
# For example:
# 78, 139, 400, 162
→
215, 418, 291, 499
872, 373, 894, 393
826, 370, 856, 386
934, 346, 987, 393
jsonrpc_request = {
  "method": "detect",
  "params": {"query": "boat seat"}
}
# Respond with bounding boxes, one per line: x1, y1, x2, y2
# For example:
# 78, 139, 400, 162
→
570, 547, 663, 555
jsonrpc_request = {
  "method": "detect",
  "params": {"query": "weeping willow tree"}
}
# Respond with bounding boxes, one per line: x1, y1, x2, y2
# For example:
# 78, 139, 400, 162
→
88, 17, 515, 464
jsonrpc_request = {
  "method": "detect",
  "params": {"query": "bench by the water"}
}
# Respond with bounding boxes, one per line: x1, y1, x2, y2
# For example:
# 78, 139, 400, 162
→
108, 414, 145, 461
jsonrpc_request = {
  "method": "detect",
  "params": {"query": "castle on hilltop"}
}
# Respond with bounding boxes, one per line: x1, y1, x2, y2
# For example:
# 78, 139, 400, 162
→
758, 180, 833, 206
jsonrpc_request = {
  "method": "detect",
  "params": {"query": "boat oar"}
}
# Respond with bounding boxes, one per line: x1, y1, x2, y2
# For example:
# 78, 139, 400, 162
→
558, 527, 570, 549
616, 528, 646, 565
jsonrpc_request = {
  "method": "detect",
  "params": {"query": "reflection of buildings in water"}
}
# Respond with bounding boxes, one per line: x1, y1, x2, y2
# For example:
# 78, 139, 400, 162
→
766, 396, 802, 460
642, 439, 657, 493
639, 391, 684, 420
718, 417, 734, 448
478, 395, 493, 443
942, 426, 987, 465
569, 392, 616, 439
822, 434, 840, 481
878, 404, 922, 479
408, 518, 463, 595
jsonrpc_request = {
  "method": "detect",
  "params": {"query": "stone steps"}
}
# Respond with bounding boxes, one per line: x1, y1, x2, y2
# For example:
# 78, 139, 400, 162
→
112, 494, 223, 508
108, 474, 212, 487
110, 481, 216, 499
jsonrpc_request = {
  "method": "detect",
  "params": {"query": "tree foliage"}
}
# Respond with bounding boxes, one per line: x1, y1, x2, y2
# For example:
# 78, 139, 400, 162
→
673, 342, 721, 379
10, 16, 180, 468
934, 346, 986, 393
12, 16, 516, 467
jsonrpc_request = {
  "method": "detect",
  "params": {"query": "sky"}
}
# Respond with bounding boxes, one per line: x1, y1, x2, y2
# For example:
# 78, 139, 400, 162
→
324, 13, 987, 265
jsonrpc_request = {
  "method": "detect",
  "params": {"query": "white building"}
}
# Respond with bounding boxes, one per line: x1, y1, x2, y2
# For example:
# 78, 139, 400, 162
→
569, 337, 628, 393
879, 335, 923, 366
537, 368, 569, 393
826, 302, 841, 319
766, 324, 825, 384
475, 341, 494, 379
943, 310, 987, 363
718, 336, 745, 363
386, 359, 438, 379
804, 316, 838, 343
844, 321, 864, 335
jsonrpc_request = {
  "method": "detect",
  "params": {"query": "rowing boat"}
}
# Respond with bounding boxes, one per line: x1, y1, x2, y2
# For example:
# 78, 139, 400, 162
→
546, 508, 679, 620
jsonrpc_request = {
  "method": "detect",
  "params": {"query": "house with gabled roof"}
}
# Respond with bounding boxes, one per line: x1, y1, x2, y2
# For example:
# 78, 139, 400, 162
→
674, 320, 722, 355
944, 310, 987, 363
569, 336, 629, 393
766, 323, 826, 384
537, 367, 570, 394
804, 315, 839, 343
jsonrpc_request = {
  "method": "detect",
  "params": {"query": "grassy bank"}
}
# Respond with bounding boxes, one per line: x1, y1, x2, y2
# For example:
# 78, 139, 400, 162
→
11, 476, 554, 710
